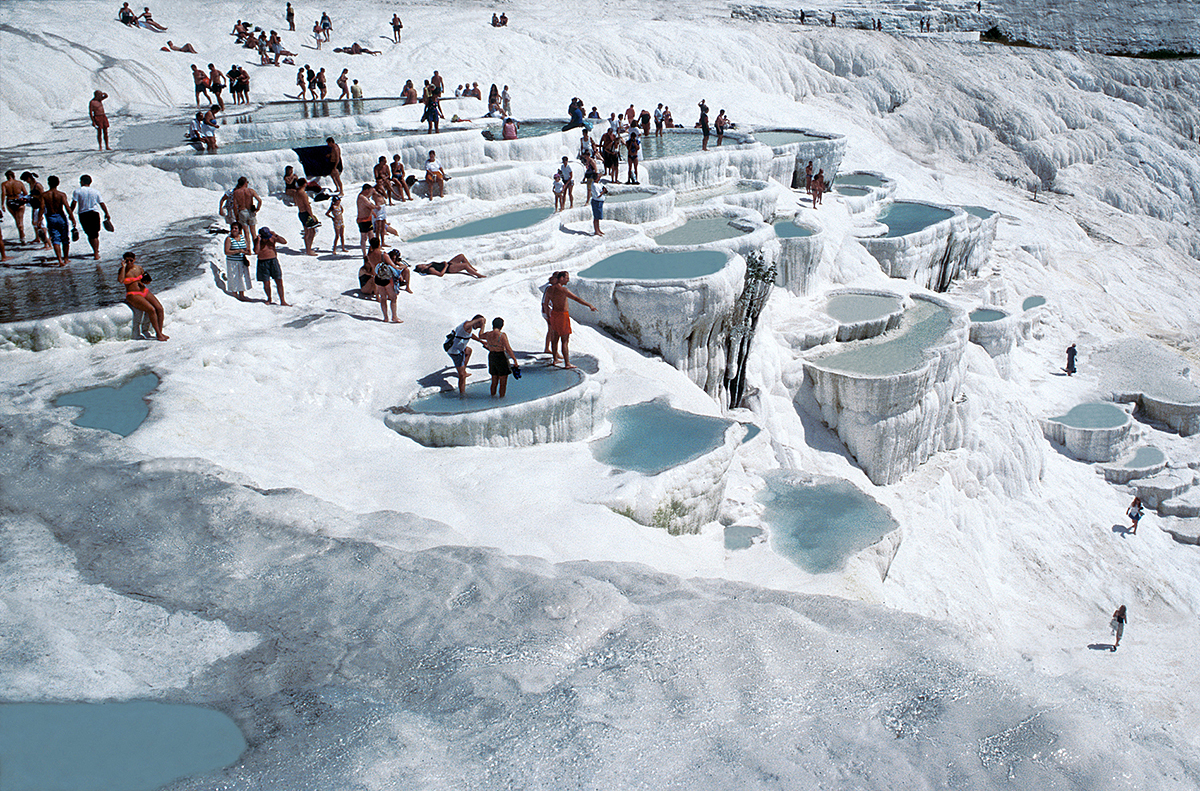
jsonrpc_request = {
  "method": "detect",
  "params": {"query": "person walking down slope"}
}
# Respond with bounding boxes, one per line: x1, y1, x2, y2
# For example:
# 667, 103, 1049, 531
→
1110, 605, 1127, 651
1065, 343, 1077, 376
1127, 496, 1143, 535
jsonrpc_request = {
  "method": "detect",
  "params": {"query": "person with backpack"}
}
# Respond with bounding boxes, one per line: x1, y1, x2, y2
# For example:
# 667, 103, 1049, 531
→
366, 237, 402, 323
444, 315, 486, 394
1127, 496, 1144, 535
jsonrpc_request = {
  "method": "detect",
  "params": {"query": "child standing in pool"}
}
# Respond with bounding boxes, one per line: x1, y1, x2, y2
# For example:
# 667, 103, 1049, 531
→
325, 195, 346, 252
480, 317, 519, 397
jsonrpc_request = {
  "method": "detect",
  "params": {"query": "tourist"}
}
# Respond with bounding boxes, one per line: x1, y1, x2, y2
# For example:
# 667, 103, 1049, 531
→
312, 21, 322, 49
336, 68, 349, 99
499, 12, 507, 25
830, 11, 836, 26
70, 175, 111, 260
256, 227, 289, 305
294, 182, 319, 255
223, 222, 252, 300
390, 155, 412, 201
601, 128, 620, 183
326, 137, 344, 194
662, 105, 673, 128
540, 272, 559, 354
501, 85, 511, 116
325, 195, 346, 252
545, 272, 596, 368
367, 238, 401, 322
638, 108, 651, 136
422, 88, 441, 133
296, 67, 307, 100
89, 90, 111, 151
3, 171, 28, 244
624, 104, 636, 125
357, 258, 376, 297
589, 177, 607, 236
811, 169, 825, 208
1127, 496, 1143, 535
431, 70, 444, 94
558, 156, 574, 209
446, 315, 486, 394
1065, 343, 1077, 375
552, 172, 565, 212
454, 84, 463, 98
698, 99, 710, 151
163, 40, 198, 53
373, 156, 394, 204
1111, 605, 1127, 651
805, 160, 814, 193
356, 183, 375, 256
481, 317, 519, 397
491, 13, 500, 27
286, 2, 295, 31
403, 80, 418, 104
317, 68, 327, 99
118, 251, 169, 340
232, 177, 261, 240
625, 129, 640, 184
372, 190, 397, 242
118, 3, 137, 25
282, 165, 302, 203
715, 109, 729, 145
335, 42, 382, 56
654, 103, 664, 137
414, 254, 485, 278
20, 172, 51, 250
200, 104, 220, 151
350, 79, 363, 99
391, 13, 403, 43
192, 65, 212, 105
0, 204, 7, 261
424, 150, 446, 198
208, 64, 226, 110
578, 129, 597, 162
320, 11, 332, 40
42, 176, 74, 266
139, 7, 167, 30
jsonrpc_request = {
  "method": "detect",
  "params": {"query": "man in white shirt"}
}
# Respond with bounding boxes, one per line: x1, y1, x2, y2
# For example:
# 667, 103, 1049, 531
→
69, 175, 110, 260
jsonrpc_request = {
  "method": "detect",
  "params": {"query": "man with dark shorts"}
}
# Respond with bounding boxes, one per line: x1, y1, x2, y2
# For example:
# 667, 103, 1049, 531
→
255, 227, 289, 305
698, 99, 710, 151
326, 137, 344, 195
70, 175, 110, 260
653, 103, 664, 137
356, 183, 375, 256
294, 182, 319, 255
89, 91, 111, 151
3, 171, 27, 244
625, 130, 640, 184
232, 176, 261, 240
42, 176, 75, 266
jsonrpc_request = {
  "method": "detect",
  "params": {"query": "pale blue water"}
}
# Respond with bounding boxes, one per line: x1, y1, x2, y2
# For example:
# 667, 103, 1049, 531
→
835, 173, 885, 188
654, 218, 751, 246
1022, 295, 1047, 310
53, 373, 159, 437
812, 301, 952, 375
963, 205, 996, 219
578, 249, 728, 280
1123, 446, 1165, 468
122, 122, 419, 154
0, 701, 245, 791
226, 97, 405, 125
724, 524, 763, 550
406, 365, 582, 414
605, 191, 654, 203
834, 185, 871, 197
877, 202, 955, 238
751, 130, 827, 146
489, 121, 567, 138
970, 308, 1006, 322
591, 400, 731, 474
773, 219, 814, 238
760, 472, 899, 574
1049, 402, 1128, 429
407, 207, 555, 242
825, 294, 903, 323
636, 131, 751, 160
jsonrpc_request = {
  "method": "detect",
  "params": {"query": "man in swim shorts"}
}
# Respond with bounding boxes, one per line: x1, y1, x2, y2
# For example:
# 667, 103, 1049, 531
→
545, 271, 596, 368
294, 182, 319, 255
256, 227, 289, 305
42, 176, 75, 266
698, 99, 710, 151
89, 91, 111, 151
231, 176, 261, 240
70, 175, 111, 260
356, 183, 376, 256
3, 171, 27, 244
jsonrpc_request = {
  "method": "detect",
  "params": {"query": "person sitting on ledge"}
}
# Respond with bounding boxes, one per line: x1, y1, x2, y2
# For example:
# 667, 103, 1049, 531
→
118, 3, 138, 25
334, 42, 380, 55
414, 254, 486, 278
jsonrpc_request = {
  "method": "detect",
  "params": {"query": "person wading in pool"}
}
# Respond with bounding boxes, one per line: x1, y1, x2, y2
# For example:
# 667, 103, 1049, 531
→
1065, 343, 1077, 376
545, 272, 596, 369
480, 317, 519, 398
446, 315, 486, 394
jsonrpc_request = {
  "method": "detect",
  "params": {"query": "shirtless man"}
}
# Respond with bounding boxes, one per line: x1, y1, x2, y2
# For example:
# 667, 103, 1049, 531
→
326, 137, 344, 195
231, 176, 261, 240
698, 99, 710, 151
356, 183, 375, 256
89, 91, 111, 151
42, 176, 76, 266
255, 227, 289, 305
20, 172, 51, 250
294, 182, 319, 255
3, 171, 28, 244
545, 272, 596, 367
480, 317, 518, 397
208, 64, 226, 110
316, 68, 327, 99
192, 65, 212, 105
391, 13, 402, 43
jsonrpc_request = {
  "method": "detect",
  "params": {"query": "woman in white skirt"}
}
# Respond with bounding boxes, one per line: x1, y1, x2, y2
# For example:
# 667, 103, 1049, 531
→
223, 223, 253, 300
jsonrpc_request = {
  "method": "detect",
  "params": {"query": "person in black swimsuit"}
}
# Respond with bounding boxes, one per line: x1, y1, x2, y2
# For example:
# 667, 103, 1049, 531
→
414, 254, 486, 278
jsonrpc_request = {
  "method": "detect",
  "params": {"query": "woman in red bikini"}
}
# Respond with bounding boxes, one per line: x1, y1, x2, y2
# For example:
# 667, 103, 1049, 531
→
118, 251, 169, 341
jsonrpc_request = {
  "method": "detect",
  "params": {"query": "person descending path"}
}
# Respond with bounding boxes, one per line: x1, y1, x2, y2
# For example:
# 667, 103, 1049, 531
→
1065, 343, 1077, 375
1110, 605, 1127, 651
1127, 496, 1143, 535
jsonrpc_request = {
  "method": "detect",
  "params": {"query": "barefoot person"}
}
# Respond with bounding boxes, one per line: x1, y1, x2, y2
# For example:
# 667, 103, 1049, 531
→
20, 172, 51, 250
414, 254, 485, 278
294, 181, 319, 255
545, 271, 596, 368
118, 251, 169, 340
481, 317, 519, 397
42, 176, 75, 266
446, 315, 486, 394
588, 177, 607, 236
424, 150, 445, 198
1111, 605, 1127, 651
232, 176, 261, 240
325, 194, 346, 251
366, 238, 402, 323
326, 137, 344, 195
256, 227, 289, 305
3, 171, 28, 244
355, 182, 375, 256
223, 222, 252, 300
70, 175, 111, 260
1127, 496, 1144, 535
89, 91, 111, 151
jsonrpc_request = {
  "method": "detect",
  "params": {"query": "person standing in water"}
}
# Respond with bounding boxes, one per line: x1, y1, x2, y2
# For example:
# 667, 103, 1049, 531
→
546, 272, 597, 368
446, 315, 486, 394
1111, 605, 1126, 651
89, 91, 111, 151
697, 99, 710, 151
1065, 343, 1077, 375
481, 317, 519, 397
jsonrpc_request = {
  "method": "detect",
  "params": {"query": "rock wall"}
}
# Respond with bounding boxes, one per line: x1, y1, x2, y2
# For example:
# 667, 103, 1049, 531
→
1038, 409, 1133, 462
967, 311, 1017, 377
859, 203, 983, 292
770, 220, 826, 295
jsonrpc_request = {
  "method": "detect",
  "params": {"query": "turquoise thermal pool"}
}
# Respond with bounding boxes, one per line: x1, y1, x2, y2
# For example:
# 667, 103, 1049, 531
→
833, 185, 871, 197
834, 173, 885, 188
963, 205, 997, 219
0, 701, 246, 791
653, 217, 751, 246
638, 130, 752, 159
1123, 446, 1165, 468
1048, 402, 1129, 429
759, 472, 899, 574
724, 524, 764, 550
876, 202, 955, 238
970, 308, 1006, 322
591, 400, 732, 474
405, 365, 582, 414
408, 207, 554, 242
750, 130, 827, 146
578, 249, 728, 280
604, 191, 655, 204
53, 372, 159, 436
1023, 296, 1047, 310
772, 219, 814, 238
489, 120, 569, 138
824, 294, 903, 324
811, 301, 951, 375
226, 97, 404, 124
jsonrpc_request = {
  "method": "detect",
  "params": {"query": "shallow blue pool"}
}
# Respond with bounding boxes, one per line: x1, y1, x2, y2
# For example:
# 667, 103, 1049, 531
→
834, 172, 885, 188
1022, 295, 1046, 310
406, 365, 582, 414
963, 205, 996, 219
1049, 402, 1128, 429
53, 373, 159, 437
825, 294, 902, 324
969, 308, 1006, 323
1123, 446, 1165, 468
724, 524, 764, 550
877, 202, 955, 238
578, 249, 728, 280
654, 217, 751, 246
591, 400, 731, 474
773, 219, 815, 239
834, 185, 871, 197
751, 130, 828, 146
0, 701, 245, 791
812, 301, 951, 375
760, 472, 899, 574
407, 207, 554, 242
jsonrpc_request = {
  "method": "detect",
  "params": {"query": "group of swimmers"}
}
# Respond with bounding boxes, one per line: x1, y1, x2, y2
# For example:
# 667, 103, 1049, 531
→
2, 171, 112, 267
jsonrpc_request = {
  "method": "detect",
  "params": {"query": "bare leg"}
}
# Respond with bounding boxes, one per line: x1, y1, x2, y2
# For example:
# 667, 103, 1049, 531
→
274, 277, 288, 306
561, 336, 575, 369
497, 374, 507, 397
126, 293, 168, 340
262, 278, 273, 304
490, 375, 499, 397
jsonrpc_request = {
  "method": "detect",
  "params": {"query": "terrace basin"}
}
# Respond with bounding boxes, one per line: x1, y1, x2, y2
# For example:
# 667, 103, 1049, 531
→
53, 372, 159, 437
592, 400, 733, 474
1040, 402, 1133, 462
578, 249, 729, 280
653, 217, 752, 247
407, 206, 554, 242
